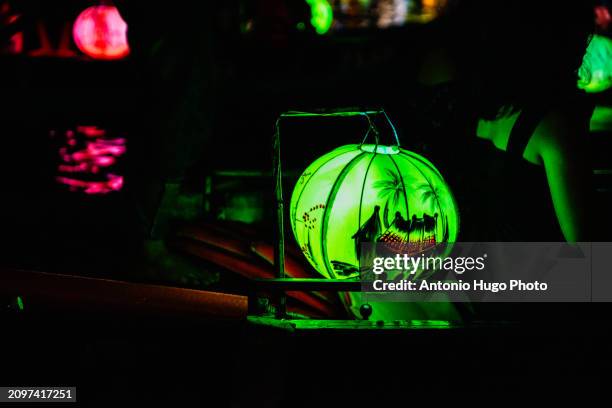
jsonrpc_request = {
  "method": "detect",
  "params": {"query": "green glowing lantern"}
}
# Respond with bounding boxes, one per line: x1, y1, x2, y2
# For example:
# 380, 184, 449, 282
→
290, 144, 459, 279
578, 34, 612, 93
306, 0, 333, 35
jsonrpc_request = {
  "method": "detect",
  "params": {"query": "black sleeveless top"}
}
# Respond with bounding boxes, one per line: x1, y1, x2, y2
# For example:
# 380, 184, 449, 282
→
406, 83, 569, 242
458, 109, 565, 242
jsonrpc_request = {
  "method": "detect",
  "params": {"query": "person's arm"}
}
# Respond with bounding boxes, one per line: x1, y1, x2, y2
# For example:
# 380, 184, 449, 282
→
530, 110, 592, 242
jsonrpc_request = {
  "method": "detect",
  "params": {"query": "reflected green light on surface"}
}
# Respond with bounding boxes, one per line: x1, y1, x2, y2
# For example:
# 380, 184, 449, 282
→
306, 0, 333, 35
290, 144, 460, 280
17, 296, 24, 311
247, 316, 455, 330
590, 105, 612, 132
410, 319, 451, 328
578, 34, 612, 93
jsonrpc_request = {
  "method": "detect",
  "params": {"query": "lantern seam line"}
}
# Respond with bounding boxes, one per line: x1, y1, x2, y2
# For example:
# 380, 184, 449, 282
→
387, 154, 410, 226
290, 147, 358, 234
357, 151, 379, 265
321, 152, 367, 279
401, 150, 444, 179
400, 150, 436, 192
399, 150, 459, 242
399, 152, 441, 233
405, 150, 461, 239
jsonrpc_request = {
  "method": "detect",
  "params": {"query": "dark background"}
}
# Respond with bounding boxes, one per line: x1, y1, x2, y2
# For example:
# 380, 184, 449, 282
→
1, 0, 610, 278
1, 0, 612, 406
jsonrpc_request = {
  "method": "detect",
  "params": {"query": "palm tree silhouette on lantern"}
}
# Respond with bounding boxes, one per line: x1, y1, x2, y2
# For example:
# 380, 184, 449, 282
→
417, 182, 450, 242
373, 169, 408, 229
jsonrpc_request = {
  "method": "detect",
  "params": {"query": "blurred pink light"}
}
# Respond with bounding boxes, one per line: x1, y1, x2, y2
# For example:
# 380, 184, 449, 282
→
58, 163, 89, 173
54, 125, 127, 195
73, 5, 130, 60
77, 125, 107, 137
93, 156, 116, 167
85, 141, 126, 157
56, 174, 124, 195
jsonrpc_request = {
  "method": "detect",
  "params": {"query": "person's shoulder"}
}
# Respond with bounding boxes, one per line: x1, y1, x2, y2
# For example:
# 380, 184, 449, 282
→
531, 106, 587, 161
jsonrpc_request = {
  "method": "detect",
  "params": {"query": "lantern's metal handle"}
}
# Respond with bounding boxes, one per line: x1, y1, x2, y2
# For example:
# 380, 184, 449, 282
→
382, 109, 400, 147
279, 109, 399, 147
359, 109, 400, 148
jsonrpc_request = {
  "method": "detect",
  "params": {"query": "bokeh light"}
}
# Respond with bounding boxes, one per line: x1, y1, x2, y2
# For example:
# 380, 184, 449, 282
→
72, 5, 129, 60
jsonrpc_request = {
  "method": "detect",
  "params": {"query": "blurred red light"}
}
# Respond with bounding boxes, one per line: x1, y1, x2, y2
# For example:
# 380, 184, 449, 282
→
72, 5, 129, 60
595, 5, 611, 30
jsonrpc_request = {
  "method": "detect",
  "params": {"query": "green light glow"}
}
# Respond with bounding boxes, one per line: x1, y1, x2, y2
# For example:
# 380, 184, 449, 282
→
578, 34, 612, 93
360, 145, 400, 155
16, 296, 24, 311
290, 144, 460, 280
306, 0, 333, 35
590, 105, 612, 132
247, 316, 454, 330
410, 319, 451, 328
